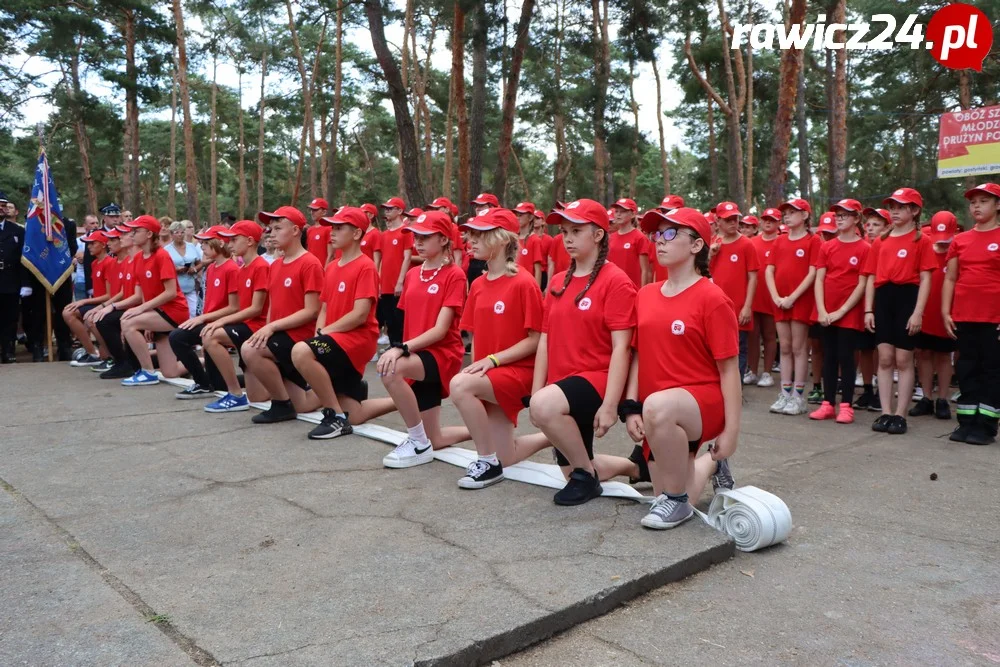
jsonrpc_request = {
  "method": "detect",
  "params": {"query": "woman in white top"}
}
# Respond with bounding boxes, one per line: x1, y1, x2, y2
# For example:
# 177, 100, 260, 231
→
165, 220, 203, 317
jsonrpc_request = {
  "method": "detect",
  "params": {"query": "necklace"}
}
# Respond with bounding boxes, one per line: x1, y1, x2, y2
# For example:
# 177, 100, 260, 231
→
419, 261, 444, 283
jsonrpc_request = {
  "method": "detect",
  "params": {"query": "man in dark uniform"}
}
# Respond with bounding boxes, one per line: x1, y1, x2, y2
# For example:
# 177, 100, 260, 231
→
0, 192, 27, 362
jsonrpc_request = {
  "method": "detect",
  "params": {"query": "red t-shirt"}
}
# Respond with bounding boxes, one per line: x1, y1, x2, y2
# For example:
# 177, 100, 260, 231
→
922, 251, 949, 338
634, 278, 738, 399
398, 263, 467, 397
750, 235, 777, 314
135, 248, 190, 324
460, 267, 544, 369
814, 237, 870, 331
542, 263, 637, 399
203, 259, 239, 314
709, 235, 760, 331
321, 254, 380, 374
238, 256, 271, 332
306, 225, 331, 265
379, 226, 413, 294
765, 233, 822, 323
91, 255, 113, 299
608, 227, 651, 286
360, 227, 382, 261
267, 252, 325, 342
549, 233, 572, 275
862, 230, 937, 287
536, 233, 553, 268
946, 226, 1000, 323
518, 235, 543, 275
106, 255, 123, 298
121, 254, 137, 299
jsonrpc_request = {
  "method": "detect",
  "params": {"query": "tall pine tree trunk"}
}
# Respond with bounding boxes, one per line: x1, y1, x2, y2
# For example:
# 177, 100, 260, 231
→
628, 56, 639, 198
492, 0, 535, 197
237, 65, 246, 218
796, 61, 810, 201
708, 93, 719, 198
452, 3, 469, 208
168, 50, 178, 219
173, 0, 198, 224
765, 0, 806, 204
325, 3, 343, 204
468, 0, 488, 201
69, 37, 98, 217
651, 54, 670, 195
744, 0, 755, 204
591, 0, 611, 205
442, 58, 455, 199
257, 50, 267, 213
122, 8, 140, 215
829, 0, 847, 200
552, 0, 570, 204
209, 51, 219, 225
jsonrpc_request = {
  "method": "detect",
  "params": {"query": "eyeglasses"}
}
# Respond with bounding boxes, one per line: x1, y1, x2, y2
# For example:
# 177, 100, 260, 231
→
651, 228, 699, 243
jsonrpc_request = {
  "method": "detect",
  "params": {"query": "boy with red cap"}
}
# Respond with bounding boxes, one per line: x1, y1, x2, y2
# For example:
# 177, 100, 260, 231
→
359, 203, 383, 270
514, 202, 544, 286
908, 211, 958, 421
740, 215, 759, 238
625, 207, 740, 529
853, 207, 892, 411
63, 231, 114, 367
201, 220, 272, 413
862, 187, 937, 435
305, 198, 333, 266
709, 201, 759, 381
377, 196, 412, 346
746, 208, 782, 387
608, 197, 652, 287
942, 182, 1000, 445
242, 206, 325, 423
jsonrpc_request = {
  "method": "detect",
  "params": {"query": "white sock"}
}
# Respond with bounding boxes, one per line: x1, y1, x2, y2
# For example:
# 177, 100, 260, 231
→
480, 453, 499, 465
407, 421, 429, 445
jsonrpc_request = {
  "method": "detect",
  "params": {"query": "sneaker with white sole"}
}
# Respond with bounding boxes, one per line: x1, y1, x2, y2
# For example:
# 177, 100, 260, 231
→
769, 392, 791, 413
756, 372, 774, 388
912, 386, 924, 401
91, 358, 114, 373
781, 394, 808, 415
70, 353, 103, 367
204, 392, 250, 413
383, 437, 434, 468
711, 459, 735, 493
121, 369, 159, 386
458, 460, 505, 489
641, 494, 694, 530
308, 408, 353, 440
175, 384, 213, 399
742, 370, 758, 385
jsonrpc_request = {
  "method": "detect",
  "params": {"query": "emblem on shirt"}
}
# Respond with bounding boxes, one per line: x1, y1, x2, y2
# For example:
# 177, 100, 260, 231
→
96, 270, 102, 278
795, 249, 805, 258
897, 249, 908, 258
765, 251, 771, 258
578, 297, 592, 311
126, 273, 132, 280
671, 320, 686, 335
624, 242, 631, 249
428, 284, 439, 294
392, 239, 399, 245
730, 253, 738, 262
245, 278, 252, 288
338, 281, 346, 292
314, 234, 320, 240
361, 240, 367, 246
145, 270, 152, 278
849, 256, 859, 266
213, 278, 220, 287
521, 248, 528, 255
494, 301, 505, 314
988, 243, 999, 252
283, 277, 292, 287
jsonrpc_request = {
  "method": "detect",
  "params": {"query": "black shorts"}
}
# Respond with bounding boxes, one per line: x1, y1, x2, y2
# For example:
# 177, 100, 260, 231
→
411, 350, 443, 412
645, 439, 702, 461
916, 332, 956, 353
809, 323, 823, 340
874, 282, 920, 351
304, 334, 367, 403
77, 303, 98, 317
265, 331, 309, 390
223, 323, 254, 370
376, 294, 397, 328
467, 259, 487, 286
153, 308, 180, 328
551, 376, 603, 467
856, 329, 877, 351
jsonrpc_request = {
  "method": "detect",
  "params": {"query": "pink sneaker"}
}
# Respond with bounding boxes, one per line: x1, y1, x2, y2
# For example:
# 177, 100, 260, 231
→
835, 404, 855, 424
809, 401, 835, 420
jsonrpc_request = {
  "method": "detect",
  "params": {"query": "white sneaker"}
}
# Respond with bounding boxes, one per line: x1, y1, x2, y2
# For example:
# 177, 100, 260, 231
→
912, 386, 924, 401
377, 334, 390, 346
757, 372, 774, 388
383, 437, 434, 469
893, 370, 899, 383
770, 392, 791, 413
855, 371, 864, 387
742, 370, 758, 385
782, 394, 808, 415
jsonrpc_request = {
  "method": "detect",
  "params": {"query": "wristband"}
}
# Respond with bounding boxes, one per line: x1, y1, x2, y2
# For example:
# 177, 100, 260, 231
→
618, 399, 643, 423
392, 343, 410, 357
864, 310, 873, 314
487, 354, 500, 368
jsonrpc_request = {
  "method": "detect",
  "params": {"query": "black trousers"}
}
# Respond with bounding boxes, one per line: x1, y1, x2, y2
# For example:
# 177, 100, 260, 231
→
22, 280, 72, 349
0, 292, 18, 352
955, 322, 1000, 423
95, 309, 138, 370
168, 324, 226, 391
377, 294, 405, 346
821, 325, 857, 405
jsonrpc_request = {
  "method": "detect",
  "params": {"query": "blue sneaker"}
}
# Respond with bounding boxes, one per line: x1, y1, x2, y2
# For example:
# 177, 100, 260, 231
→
204, 393, 250, 413
121, 369, 159, 386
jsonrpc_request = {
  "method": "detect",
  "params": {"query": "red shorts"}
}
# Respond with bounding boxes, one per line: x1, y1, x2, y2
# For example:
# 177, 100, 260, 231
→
486, 365, 533, 426
642, 383, 726, 460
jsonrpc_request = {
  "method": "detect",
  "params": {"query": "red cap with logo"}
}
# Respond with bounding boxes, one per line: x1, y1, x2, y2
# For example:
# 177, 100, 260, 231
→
195, 225, 231, 241
641, 207, 712, 246
471, 192, 500, 207
403, 210, 454, 237
125, 214, 161, 235
830, 198, 863, 214
307, 198, 330, 211
761, 207, 782, 221
964, 182, 1000, 200
320, 206, 370, 233
612, 198, 638, 213
715, 201, 741, 218
883, 187, 923, 208
380, 196, 406, 210
705, 211, 717, 224
816, 212, 837, 234
533, 210, 544, 220
658, 194, 685, 210
779, 224, 789, 234
104, 228, 122, 239
219, 220, 264, 243
428, 197, 459, 218
741, 215, 760, 226
862, 207, 891, 223
115, 224, 131, 233
258, 205, 307, 228
546, 198, 612, 231
460, 207, 519, 234
402, 207, 424, 219
927, 211, 958, 243
361, 203, 379, 218
780, 198, 812, 215
513, 201, 536, 214
81, 230, 110, 244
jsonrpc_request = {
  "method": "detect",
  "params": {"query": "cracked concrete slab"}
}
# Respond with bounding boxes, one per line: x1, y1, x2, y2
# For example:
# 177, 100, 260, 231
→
0, 365, 732, 666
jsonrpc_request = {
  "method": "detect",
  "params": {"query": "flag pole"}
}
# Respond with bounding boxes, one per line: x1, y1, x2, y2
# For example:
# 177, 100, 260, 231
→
37, 123, 54, 362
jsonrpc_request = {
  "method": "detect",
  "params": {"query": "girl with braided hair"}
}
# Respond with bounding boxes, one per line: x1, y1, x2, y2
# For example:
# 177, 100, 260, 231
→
528, 199, 637, 506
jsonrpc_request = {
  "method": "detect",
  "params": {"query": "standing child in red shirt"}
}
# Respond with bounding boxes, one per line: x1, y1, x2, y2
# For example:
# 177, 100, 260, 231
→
514, 202, 544, 286
378, 211, 471, 468
607, 198, 652, 287
63, 231, 113, 367
449, 208, 546, 488
547, 225, 572, 279
909, 211, 957, 421
376, 197, 412, 346
532, 210, 553, 289
709, 201, 759, 380
863, 188, 937, 435
943, 182, 1000, 445
427, 197, 465, 266
852, 208, 891, 411
529, 199, 637, 506
625, 207, 741, 530
242, 206, 325, 423
358, 203, 383, 271
765, 199, 822, 415
305, 198, 333, 266
747, 208, 781, 387
808, 199, 869, 423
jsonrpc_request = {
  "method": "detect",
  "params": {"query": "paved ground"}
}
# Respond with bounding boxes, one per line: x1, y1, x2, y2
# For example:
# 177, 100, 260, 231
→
2, 362, 998, 666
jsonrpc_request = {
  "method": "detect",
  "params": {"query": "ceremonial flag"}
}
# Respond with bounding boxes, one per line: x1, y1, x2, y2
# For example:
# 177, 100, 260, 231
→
20, 150, 73, 293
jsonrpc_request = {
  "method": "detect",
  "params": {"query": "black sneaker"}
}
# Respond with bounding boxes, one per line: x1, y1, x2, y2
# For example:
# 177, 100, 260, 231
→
908, 397, 933, 417
887, 415, 908, 435
965, 424, 996, 446
869, 391, 882, 412
175, 384, 213, 400
949, 423, 970, 442
91, 358, 114, 373
458, 459, 505, 489
853, 390, 872, 410
872, 414, 892, 432
553, 468, 603, 506
100, 362, 133, 379
307, 408, 352, 439
806, 385, 823, 405
934, 399, 952, 420
627, 444, 651, 484
252, 399, 297, 424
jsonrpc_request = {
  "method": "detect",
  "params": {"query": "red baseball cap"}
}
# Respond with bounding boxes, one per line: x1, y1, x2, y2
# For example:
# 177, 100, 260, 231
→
715, 201, 741, 218
471, 192, 500, 207
258, 205, 307, 228
546, 198, 612, 231
428, 197, 459, 218
513, 201, 536, 214
403, 210, 454, 237
611, 198, 638, 213
927, 211, 958, 243
321, 206, 370, 233
779, 198, 812, 215
964, 182, 1000, 200
361, 203, 379, 218
761, 208, 782, 221
104, 228, 122, 239
219, 220, 264, 243
816, 213, 837, 234
705, 211, 717, 224
381, 197, 406, 210
778, 224, 789, 234
830, 199, 863, 214
658, 194, 685, 210
460, 207, 519, 234
125, 215, 161, 235
81, 230, 110, 244
115, 224, 131, 233
741, 215, 759, 226
862, 207, 891, 223
641, 207, 712, 246
533, 210, 544, 220
195, 225, 231, 240
307, 198, 330, 211
883, 187, 923, 208
402, 207, 424, 219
